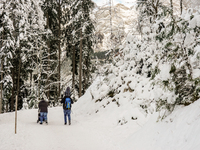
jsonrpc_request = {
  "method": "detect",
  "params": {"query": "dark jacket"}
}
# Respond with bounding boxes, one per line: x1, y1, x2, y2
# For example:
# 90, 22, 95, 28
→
39, 100, 48, 113
61, 96, 74, 110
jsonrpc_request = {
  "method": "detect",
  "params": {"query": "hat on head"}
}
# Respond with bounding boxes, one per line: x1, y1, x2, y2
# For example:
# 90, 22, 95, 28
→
65, 87, 70, 97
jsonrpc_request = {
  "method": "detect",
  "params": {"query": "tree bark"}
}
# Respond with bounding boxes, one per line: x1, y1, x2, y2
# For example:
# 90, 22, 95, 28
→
0, 34, 3, 113
58, 0, 61, 100
0, 55, 3, 113
15, 95, 18, 134
79, 0, 84, 98
30, 72, 32, 87
16, 55, 21, 110
46, 6, 50, 100
38, 49, 41, 101
180, 0, 183, 15
109, 0, 113, 53
83, 69, 86, 94
72, 45, 75, 99
11, 69, 15, 111
79, 30, 82, 98
170, 0, 173, 17
11, 3, 17, 112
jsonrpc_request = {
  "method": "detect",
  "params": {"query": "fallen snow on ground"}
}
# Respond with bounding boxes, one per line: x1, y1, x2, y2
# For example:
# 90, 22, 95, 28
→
1, 99, 200, 150
0, 106, 122, 150
124, 99, 200, 150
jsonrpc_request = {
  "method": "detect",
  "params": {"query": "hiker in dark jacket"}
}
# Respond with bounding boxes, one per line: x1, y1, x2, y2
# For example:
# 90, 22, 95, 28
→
38, 98, 48, 124
61, 87, 74, 125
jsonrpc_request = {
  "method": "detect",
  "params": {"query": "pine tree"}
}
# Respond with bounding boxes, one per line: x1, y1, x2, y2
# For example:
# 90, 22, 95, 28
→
41, 0, 74, 105
0, 0, 50, 111
65, 0, 95, 97
41, 0, 60, 105
0, 0, 15, 112
135, 0, 200, 118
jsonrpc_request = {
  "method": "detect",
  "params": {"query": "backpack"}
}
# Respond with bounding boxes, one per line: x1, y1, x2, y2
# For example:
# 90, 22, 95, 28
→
64, 97, 71, 109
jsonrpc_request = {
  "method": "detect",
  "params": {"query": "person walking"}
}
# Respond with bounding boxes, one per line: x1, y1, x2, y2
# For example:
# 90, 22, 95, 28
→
38, 98, 48, 125
61, 87, 74, 125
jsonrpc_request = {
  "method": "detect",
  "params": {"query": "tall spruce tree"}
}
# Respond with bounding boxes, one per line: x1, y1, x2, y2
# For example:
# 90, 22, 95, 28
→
41, 0, 59, 105
0, 0, 49, 111
42, 0, 73, 105
65, 0, 95, 97
0, 0, 14, 112
0, 0, 29, 111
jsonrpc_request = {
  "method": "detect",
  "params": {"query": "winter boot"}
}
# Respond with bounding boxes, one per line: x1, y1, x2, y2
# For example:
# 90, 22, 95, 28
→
69, 120, 71, 125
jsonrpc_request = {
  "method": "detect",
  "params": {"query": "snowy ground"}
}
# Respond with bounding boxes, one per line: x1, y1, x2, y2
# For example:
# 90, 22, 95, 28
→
0, 106, 124, 150
1, 99, 200, 150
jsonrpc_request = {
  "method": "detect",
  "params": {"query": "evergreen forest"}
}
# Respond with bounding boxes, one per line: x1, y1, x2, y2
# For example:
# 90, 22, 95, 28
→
0, 0, 200, 121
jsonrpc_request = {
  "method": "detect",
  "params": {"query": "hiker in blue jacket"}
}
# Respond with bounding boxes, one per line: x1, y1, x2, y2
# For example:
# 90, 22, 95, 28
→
61, 87, 74, 125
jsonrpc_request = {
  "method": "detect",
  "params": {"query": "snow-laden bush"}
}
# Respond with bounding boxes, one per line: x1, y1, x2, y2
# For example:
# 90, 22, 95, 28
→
135, 7, 200, 119
76, 6, 200, 123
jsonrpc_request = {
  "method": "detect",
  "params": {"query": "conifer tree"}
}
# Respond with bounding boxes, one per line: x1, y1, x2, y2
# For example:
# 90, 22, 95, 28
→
0, 0, 15, 112
65, 0, 95, 97
42, 0, 73, 104
0, 0, 49, 111
135, 0, 200, 118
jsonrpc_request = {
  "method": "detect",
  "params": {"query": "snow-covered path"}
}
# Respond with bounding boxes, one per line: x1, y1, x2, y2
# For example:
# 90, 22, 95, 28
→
2, 99, 200, 150
0, 107, 122, 150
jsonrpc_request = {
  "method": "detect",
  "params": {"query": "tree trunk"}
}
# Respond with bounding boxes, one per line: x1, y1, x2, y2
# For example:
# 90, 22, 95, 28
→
6, 102, 8, 112
58, 0, 61, 100
15, 95, 18, 134
38, 49, 41, 101
16, 55, 21, 110
11, 69, 15, 111
79, 30, 82, 98
0, 56, 3, 113
30, 72, 32, 87
72, 45, 75, 100
0, 33, 3, 113
170, 0, 173, 17
180, 0, 183, 15
109, 0, 113, 54
46, 7, 50, 100
79, 0, 84, 98
11, 3, 17, 112
83, 70, 86, 94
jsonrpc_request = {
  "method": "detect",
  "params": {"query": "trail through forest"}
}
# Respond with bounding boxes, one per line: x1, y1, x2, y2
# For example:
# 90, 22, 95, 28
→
0, 107, 122, 150
1, 99, 200, 150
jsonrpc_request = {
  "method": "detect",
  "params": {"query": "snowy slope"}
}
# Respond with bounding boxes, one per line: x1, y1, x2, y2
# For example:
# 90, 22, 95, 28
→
124, 99, 200, 150
1, 97, 200, 150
